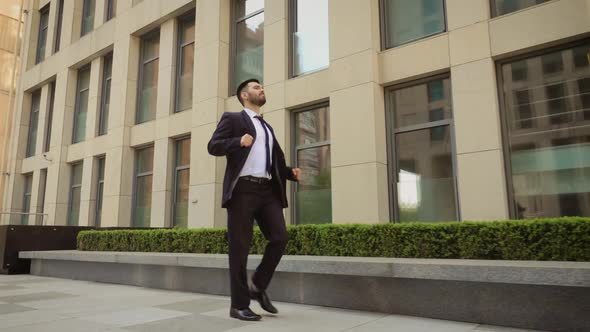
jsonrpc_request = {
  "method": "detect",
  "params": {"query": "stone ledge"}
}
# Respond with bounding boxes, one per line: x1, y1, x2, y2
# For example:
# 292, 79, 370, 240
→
19, 250, 590, 287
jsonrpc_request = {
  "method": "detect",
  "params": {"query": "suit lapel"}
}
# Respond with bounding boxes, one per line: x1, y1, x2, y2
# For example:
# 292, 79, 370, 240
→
240, 110, 257, 140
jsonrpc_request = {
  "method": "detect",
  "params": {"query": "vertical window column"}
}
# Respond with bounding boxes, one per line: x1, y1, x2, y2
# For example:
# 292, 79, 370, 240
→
292, 105, 332, 224
176, 15, 195, 112
21, 174, 33, 225
53, 0, 64, 53
232, 0, 264, 92
81, 0, 95, 36
136, 30, 160, 124
173, 138, 190, 228
67, 162, 83, 226
73, 66, 91, 143
290, 0, 329, 77
98, 54, 112, 135
133, 146, 154, 227
35, 5, 49, 64
386, 77, 459, 222
26, 91, 41, 157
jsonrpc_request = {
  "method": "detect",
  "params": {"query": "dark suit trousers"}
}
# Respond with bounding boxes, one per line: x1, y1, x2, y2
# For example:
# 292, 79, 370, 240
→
227, 178, 288, 309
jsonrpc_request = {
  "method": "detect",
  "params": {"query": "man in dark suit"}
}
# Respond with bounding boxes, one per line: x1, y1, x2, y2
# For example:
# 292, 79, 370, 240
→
207, 78, 301, 321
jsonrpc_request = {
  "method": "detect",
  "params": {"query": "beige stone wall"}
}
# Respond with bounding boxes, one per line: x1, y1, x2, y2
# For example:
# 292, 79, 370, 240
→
3, 0, 590, 226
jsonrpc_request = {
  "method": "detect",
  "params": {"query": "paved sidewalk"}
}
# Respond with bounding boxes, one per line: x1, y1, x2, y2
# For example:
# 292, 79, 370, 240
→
0, 275, 545, 332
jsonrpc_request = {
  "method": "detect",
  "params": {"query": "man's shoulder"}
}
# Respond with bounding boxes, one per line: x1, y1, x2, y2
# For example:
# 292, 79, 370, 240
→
221, 110, 244, 119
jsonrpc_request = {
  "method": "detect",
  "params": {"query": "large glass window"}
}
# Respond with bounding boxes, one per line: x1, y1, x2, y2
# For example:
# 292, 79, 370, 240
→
386, 77, 458, 222
293, 105, 331, 224
21, 174, 33, 225
173, 138, 190, 228
106, 0, 116, 21
26, 90, 41, 157
36, 6, 49, 64
492, 0, 551, 17
233, 0, 264, 91
291, 0, 329, 77
137, 30, 159, 124
133, 146, 154, 227
68, 163, 83, 226
38, 169, 48, 225
54, 0, 64, 53
382, 0, 446, 49
176, 15, 195, 112
500, 42, 590, 218
99, 54, 112, 136
43, 82, 55, 152
95, 157, 105, 227
73, 66, 90, 143
81, 0, 95, 37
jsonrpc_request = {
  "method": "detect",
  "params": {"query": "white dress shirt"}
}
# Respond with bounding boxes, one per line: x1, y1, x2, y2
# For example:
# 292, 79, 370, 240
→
239, 108, 274, 179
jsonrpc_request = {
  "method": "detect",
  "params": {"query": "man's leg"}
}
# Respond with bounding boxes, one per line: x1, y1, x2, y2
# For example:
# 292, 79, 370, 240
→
252, 188, 288, 291
227, 182, 258, 309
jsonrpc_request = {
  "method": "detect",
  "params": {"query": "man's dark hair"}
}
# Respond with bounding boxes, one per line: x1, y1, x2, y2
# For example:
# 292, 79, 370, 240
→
236, 78, 260, 106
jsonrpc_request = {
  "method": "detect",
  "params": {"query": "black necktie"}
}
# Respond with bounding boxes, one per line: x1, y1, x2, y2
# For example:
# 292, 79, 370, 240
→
254, 115, 272, 174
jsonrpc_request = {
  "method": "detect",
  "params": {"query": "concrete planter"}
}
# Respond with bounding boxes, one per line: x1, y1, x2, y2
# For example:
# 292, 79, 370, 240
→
20, 251, 590, 332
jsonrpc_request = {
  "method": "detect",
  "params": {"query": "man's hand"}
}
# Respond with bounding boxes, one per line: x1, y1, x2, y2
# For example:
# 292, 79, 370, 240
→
292, 168, 301, 181
240, 134, 254, 147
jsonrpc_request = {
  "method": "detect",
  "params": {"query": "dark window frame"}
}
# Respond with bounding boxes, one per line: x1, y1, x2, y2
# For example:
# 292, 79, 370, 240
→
288, 0, 330, 78
81, 0, 95, 37
43, 82, 55, 152
290, 101, 332, 225
72, 65, 91, 144
495, 38, 590, 218
67, 162, 83, 226
94, 156, 105, 227
230, 0, 265, 96
136, 29, 160, 124
21, 173, 33, 225
172, 136, 191, 227
175, 13, 195, 113
106, 0, 116, 21
36, 5, 50, 64
131, 145, 154, 227
26, 90, 41, 157
53, 0, 64, 53
384, 73, 461, 222
98, 53, 113, 136
490, 0, 552, 18
379, 0, 448, 51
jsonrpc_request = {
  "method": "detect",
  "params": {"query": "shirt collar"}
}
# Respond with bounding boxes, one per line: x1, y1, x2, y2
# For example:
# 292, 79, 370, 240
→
244, 108, 260, 118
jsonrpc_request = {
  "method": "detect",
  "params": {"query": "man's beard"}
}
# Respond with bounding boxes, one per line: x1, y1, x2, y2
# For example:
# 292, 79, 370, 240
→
250, 93, 266, 107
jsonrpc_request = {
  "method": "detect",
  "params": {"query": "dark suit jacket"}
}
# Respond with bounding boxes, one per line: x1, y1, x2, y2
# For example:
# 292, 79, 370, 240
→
207, 110, 297, 208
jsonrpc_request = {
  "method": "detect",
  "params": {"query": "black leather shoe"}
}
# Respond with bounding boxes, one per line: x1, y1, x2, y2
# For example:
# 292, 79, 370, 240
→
229, 307, 261, 321
250, 287, 278, 314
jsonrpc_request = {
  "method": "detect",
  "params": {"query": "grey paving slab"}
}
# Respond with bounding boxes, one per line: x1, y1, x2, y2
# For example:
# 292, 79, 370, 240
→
0, 309, 67, 329
473, 325, 547, 332
78, 307, 192, 327
0, 303, 35, 315
0, 285, 24, 291
125, 313, 248, 332
0, 291, 78, 303
0, 317, 126, 332
156, 297, 230, 314
344, 314, 479, 332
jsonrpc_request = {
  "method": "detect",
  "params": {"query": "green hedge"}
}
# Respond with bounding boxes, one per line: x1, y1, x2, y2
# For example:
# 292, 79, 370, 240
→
77, 217, 590, 261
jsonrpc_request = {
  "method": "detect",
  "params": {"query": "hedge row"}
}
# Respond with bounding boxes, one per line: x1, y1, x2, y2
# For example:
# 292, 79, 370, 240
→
77, 217, 590, 261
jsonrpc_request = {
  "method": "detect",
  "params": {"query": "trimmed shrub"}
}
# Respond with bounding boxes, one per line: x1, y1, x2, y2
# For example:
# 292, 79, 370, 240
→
77, 217, 590, 261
